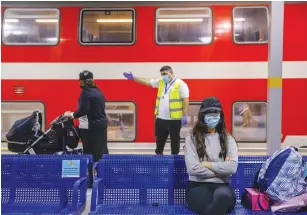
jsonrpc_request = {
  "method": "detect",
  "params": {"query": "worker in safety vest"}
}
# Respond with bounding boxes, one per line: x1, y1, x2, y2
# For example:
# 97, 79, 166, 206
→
123, 65, 189, 155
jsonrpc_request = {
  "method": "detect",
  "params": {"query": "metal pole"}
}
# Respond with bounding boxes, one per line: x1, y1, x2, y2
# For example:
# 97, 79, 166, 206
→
267, 1, 284, 155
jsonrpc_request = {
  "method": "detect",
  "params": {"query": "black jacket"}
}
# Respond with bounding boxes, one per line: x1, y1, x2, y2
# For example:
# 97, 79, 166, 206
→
73, 87, 107, 125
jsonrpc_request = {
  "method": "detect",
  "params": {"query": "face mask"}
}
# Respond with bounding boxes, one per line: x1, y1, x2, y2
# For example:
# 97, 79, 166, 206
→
162, 75, 170, 83
204, 114, 220, 128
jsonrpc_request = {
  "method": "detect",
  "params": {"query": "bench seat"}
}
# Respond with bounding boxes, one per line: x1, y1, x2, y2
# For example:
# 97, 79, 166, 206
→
2, 204, 79, 215
90, 204, 307, 215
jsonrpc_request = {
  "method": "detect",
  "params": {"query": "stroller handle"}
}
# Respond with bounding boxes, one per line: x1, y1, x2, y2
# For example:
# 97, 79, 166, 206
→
50, 114, 72, 127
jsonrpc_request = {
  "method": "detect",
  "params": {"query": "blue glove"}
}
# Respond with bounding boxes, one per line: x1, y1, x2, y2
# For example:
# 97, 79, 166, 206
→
181, 115, 188, 125
123, 72, 134, 80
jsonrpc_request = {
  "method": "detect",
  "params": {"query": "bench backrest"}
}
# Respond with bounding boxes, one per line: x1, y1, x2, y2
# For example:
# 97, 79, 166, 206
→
1, 154, 92, 205
98, 155, 174, 206
98, 155, 307, 206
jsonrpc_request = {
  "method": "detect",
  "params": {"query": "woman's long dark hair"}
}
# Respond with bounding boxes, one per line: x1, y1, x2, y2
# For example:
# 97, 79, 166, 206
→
191, 110, 228, 161
80, 79, 97, 90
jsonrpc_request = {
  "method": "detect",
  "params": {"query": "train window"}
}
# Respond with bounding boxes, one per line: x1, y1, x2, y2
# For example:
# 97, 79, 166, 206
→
232, 101, 267, 142
106, 102, 136, 142
1, 102, 46, 142
2, 8, 60, 45
167, 102, 201, 143
156, 8, 212, 45
80, 9, 135, 45
233, 7, 269, 44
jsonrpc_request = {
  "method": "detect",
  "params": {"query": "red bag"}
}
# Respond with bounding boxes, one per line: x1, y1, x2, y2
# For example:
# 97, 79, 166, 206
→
241, 188, 271, 211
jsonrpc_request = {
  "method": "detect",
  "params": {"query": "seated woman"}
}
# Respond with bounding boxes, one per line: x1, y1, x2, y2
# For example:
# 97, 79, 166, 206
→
184, 97, 238, 215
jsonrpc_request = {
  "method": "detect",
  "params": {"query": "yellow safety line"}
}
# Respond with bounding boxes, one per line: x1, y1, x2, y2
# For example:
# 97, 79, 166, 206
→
268, 77, 282, 88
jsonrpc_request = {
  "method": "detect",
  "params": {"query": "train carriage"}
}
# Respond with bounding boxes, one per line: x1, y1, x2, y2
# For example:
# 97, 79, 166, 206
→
1, 1, 307, 152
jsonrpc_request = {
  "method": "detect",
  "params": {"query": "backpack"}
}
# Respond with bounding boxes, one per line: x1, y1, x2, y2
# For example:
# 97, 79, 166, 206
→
65, 126, 80, 149
257, 146, 307, 202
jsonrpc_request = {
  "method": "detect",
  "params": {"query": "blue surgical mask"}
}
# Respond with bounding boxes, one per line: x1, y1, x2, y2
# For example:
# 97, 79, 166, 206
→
162, 75, 170, 83
204, 114, 220, 128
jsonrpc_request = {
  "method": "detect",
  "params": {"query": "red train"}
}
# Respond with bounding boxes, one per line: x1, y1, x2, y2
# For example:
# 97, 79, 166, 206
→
1, 2, 307, 150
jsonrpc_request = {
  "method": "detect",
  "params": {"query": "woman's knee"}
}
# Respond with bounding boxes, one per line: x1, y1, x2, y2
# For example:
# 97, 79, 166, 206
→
186, 187, 212, 215
213, 186, 236, 207
206, 186, 236, 215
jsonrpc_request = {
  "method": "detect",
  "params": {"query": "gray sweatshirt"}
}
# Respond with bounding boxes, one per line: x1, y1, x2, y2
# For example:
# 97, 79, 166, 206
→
184, 133, 238, 183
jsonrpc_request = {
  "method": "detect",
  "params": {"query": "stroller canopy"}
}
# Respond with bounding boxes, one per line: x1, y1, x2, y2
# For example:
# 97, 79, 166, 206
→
6, 110, 43, 143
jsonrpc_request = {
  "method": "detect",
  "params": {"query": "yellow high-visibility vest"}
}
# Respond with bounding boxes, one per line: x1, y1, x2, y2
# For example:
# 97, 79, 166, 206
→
154, 79, 183, 119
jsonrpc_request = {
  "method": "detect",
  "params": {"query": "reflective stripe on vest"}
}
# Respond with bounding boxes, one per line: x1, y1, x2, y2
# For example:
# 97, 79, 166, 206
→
154, 79, 183, 119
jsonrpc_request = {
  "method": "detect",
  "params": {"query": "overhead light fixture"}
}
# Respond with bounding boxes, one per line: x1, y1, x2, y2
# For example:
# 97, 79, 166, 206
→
96, 19, 133, 23
5, 19, 19, 23
35, 19, 58, 23
12, 31, 22, 35
3, 24, 12, 30
234, 18, 245, 22
158, 18, 203, 23
46, 37, 57, 42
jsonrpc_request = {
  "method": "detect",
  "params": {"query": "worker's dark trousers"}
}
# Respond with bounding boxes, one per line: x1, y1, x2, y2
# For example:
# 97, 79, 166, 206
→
155, 118, 181, 155
186, 181, 236, 215
80, 123, 109, 187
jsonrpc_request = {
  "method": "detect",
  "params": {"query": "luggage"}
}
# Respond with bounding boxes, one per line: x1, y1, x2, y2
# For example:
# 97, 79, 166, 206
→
257, 146, 307, 201
271, 193, 307, 213
241, 167, 272, 211
65, 126, 80, 149
241, 188, 271, 211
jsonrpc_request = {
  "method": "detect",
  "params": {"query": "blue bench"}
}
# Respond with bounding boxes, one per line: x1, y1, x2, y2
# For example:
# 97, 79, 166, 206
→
90, 155, 307, 215
1, 154, 92, 215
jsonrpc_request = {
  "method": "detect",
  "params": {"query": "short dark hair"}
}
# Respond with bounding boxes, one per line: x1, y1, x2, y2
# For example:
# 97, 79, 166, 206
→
160, 65, 173, 73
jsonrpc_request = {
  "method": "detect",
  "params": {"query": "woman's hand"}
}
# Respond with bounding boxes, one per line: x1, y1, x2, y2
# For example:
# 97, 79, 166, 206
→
201, 156, 231, 169
201, 161, 212, 169
225, 156, 231, 161
64, 111, 72, 117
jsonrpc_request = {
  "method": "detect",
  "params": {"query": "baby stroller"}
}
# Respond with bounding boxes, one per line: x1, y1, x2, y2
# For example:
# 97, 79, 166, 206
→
6, 110, 82, 155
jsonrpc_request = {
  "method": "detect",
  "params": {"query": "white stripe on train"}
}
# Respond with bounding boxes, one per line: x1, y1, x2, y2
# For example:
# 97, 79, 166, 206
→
1, 61, 307, 79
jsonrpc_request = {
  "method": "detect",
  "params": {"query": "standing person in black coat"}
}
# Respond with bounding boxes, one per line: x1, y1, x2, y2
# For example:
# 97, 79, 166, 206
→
64, 70, 109, 186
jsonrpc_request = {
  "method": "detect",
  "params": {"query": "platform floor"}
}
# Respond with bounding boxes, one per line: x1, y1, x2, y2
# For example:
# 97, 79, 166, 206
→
2, 142, 307, 155
85, 190, 92, 215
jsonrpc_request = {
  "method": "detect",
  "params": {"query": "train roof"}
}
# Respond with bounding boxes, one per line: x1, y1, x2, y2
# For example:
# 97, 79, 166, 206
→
2, 1, 305, 7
